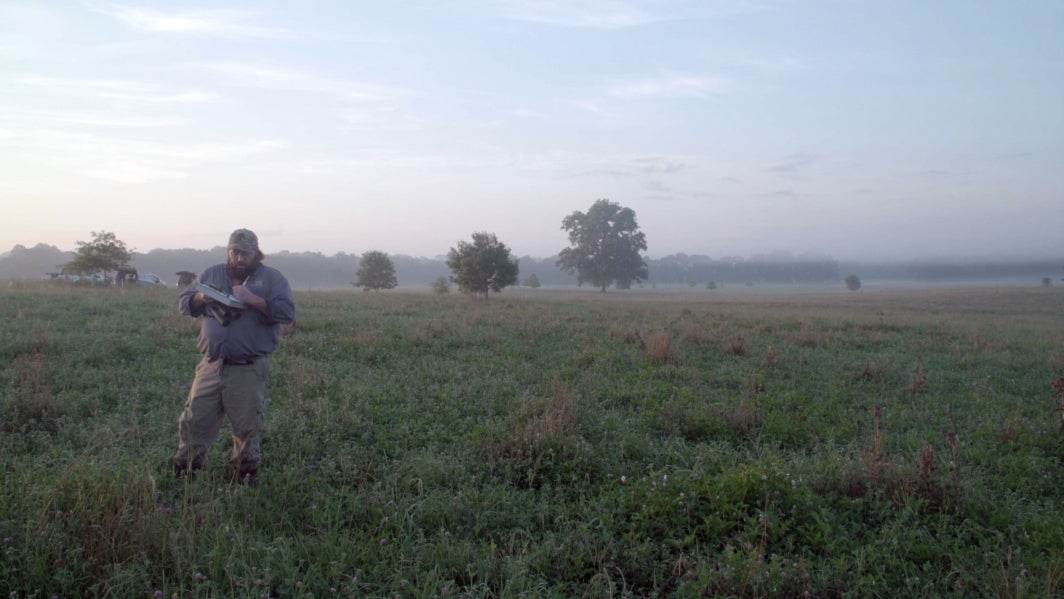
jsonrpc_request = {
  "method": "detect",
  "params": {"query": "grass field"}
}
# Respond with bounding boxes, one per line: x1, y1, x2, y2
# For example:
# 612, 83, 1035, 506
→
1, 282, 1063, 597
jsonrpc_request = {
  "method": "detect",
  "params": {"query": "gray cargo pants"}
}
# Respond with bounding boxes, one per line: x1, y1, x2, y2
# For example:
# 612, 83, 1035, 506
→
173, 355, 271, 480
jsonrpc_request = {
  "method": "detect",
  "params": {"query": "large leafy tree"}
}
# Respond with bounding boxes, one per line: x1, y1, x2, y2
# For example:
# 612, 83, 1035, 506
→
353, 250, 398, 291
446, 232, 519, 299
557, 199, 648, 292
64, 230, 132, 279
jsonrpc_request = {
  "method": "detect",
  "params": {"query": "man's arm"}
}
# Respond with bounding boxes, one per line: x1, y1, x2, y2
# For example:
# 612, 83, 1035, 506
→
179, 282, 210, 316
231, 284, 268, 315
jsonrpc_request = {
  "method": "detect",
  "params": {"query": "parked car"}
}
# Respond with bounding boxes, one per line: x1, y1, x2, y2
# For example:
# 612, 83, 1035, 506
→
42, 270, 108, 284
137, 272, 166, 286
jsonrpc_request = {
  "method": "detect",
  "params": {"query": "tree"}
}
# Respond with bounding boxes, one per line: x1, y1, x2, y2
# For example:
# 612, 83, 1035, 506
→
844, 274, 862, 291
431, 276, 451, 294
64, 230, 132, 280
353, 250, 398, 291
557, 199, 648, 292
523, 273, 541, 288
446, 232, 519, 299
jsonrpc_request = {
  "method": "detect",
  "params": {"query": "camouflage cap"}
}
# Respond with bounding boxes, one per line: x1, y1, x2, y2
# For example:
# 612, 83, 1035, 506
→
228, 229, 259, 253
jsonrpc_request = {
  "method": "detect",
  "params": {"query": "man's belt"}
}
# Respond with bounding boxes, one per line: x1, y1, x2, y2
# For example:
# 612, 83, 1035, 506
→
222, 358, 255, 366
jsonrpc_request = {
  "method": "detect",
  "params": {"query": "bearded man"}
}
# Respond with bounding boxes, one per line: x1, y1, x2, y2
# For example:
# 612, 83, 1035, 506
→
173, 228, 296, 485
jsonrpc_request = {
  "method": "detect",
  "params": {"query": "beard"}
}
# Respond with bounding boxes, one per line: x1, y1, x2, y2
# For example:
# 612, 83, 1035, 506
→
226, 257, 260, 282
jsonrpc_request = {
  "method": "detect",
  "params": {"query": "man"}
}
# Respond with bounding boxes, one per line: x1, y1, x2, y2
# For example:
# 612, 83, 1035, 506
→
173, 228, 296, 485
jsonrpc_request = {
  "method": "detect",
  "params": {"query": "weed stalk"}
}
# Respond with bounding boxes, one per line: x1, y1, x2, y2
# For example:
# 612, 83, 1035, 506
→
1052, 378, 1064, 433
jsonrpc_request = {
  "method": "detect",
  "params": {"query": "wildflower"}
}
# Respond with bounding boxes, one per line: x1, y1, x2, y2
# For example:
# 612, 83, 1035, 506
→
154, 591, 163, 598
620, 475, 627, 483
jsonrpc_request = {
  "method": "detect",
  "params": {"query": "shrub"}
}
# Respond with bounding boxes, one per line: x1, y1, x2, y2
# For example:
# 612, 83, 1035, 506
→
431, 275, 451, 294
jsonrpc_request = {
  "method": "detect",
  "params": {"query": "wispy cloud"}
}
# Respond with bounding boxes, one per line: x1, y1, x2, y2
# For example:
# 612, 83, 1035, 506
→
17, 76, 217, 104
561, 154, 690, 180
760, 189, 800, 199
100, 5, 287, 38
494, 0, 764, 29
767, 152, 817, 173
92, 163, 189, 184
19, 76, 151, 93
10, 109, 184, 128
496, 0, 669, 29
911, 168, 965, 179
100, 90, 218, 103
197, 63, 403, 103
643, 179, 673, 194
633, 156, 686, 175
1, 126, 283, 183
609, 74, 732, 99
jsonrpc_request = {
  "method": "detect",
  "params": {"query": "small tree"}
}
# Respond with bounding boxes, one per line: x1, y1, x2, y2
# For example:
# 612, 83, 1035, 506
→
446, 232, 519, 299
844, 274, 862, 291
64, 230, 132, 280
557, 199, 647, 292
431, 276, 451, 295
523, 273, 541, 288
353, 250, 398, 291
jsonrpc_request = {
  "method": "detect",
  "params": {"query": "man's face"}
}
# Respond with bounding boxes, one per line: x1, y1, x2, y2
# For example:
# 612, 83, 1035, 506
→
227, 249, 258, 280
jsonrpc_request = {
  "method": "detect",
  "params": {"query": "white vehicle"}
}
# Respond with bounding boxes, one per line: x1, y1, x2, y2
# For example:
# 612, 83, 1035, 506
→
137, 272, 166, 285
42, 270, 107, 283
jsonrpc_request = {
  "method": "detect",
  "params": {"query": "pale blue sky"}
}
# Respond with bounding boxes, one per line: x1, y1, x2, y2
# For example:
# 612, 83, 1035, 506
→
2, 1, 1061, 260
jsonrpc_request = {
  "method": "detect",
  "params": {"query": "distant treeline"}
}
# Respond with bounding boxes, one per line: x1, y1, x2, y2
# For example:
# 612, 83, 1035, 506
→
1, 243, 1060, 289
644, 253, 841, 286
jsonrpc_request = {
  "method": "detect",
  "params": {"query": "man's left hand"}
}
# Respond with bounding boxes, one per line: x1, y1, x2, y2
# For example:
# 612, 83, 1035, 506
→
232, 285, 268, 314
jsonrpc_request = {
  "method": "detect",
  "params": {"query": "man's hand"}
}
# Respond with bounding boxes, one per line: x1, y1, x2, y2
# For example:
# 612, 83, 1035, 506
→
190, 291, 213, 311
232, 284, 268, 314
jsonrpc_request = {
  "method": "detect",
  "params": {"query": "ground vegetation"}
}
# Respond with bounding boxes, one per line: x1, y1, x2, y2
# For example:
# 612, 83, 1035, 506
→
1, 284, 1062, 596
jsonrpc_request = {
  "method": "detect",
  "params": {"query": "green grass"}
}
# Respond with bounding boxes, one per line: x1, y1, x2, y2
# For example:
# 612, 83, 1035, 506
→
2, 281, 1063, 597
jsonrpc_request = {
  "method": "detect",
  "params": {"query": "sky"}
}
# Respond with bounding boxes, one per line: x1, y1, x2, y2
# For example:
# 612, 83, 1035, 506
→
1, 1, 1062, 262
